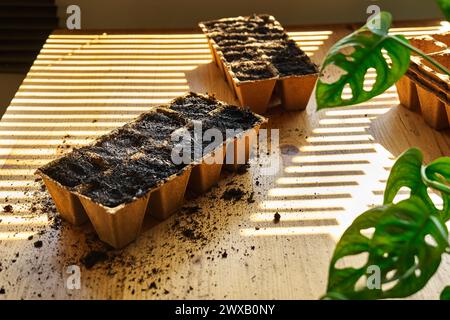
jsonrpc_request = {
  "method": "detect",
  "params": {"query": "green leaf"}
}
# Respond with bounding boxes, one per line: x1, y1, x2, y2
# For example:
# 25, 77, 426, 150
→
440, 286, 450, 300
384, 148, 433, 207
316, 11, 411, 109
422, 156, 450, 221
422, 157, 450, 195
326, 196, 449, 299
384, 148, 450, 221
366, 11, 391, 36
436, 0, 450, 21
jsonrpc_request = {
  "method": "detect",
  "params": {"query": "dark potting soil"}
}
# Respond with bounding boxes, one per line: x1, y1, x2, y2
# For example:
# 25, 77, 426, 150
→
203, 14, 278, 34
79, 145, 185, 208
187, 105, 261, 159
202, 14, 318, 81
82, 250, 109, 269
222, 47, 261, 63
207, 106, 260, 131
33, 240, 43, 248
221, 187, 245, 201
170, 93, 219, 120
273, 212, 281, 224
130, 110, 187, 141
264, 40, 318, 76
39, 93, 261, 208
230, 60, 277, 81
42, 141, 185, 208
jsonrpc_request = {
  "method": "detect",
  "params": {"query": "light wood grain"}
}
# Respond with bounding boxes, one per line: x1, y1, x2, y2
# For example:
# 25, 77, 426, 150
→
1, 21, 450, 300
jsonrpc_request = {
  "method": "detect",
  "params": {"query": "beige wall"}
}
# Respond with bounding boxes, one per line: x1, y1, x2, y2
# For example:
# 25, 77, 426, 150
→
56, 0, 443, 30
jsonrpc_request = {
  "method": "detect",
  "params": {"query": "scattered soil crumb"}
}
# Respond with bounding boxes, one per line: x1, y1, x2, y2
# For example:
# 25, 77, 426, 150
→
273, 212, 281, 224
247, 192, 255, 204
182, 206, 201, 214
0, 288, 5, 294
222, 188, 245, 202
3, 205, 13, 213
82, 251, 109, 269
34, 240, 43, 248
181, 228, 197, 239
181, 226, 206, 243
221, 250, 228, 258
236, 164, 250, 175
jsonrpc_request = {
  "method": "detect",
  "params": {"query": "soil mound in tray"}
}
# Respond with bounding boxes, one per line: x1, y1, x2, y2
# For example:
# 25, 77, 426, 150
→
170, 94, 218, 120
187, 105, 261, 158
201, 14, 318, 81
40, 93, 261, 208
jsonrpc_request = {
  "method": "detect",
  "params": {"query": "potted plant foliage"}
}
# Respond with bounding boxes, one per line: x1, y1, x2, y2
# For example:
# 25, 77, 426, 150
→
315, 0, 450, 299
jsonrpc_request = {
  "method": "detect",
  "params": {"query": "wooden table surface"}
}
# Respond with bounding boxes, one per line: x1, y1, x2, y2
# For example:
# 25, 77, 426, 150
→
1, 21, 450, 300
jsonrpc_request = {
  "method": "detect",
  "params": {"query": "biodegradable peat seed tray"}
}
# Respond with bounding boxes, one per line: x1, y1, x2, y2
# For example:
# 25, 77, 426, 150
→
199, 14, 319, 114
395, 33, 450, 130
36, 93, 266, 249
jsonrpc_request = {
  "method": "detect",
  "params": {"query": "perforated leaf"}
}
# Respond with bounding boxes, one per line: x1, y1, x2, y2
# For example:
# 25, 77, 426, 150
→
316, 12, 411, 109
325, 197, 448, 300
436, 0, 450, 21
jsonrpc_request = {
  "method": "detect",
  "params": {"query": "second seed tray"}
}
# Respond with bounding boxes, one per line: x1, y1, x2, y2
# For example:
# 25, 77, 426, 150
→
199, 14, 319, 114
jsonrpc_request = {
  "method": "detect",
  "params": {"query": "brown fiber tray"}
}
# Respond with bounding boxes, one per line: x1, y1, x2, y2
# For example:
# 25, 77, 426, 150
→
395, 33, 450, 130
199, 15, 319, 114
36, 93, 267, 249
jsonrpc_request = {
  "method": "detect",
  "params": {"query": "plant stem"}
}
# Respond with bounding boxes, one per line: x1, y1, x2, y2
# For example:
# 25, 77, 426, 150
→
389, 35, 450, 76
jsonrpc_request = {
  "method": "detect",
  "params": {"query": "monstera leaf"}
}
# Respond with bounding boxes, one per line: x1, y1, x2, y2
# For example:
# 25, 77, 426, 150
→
324, 148, 450, 299
422, 157, 450, 195
436, 0, 450, 21
384, 149, 435, 208
384, 148, 450, 222
325, 197, 448, 300
440, 286, 450, 300
422, 156, 450, 221
316, 12, 411, 109
319, 4, 450, 299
